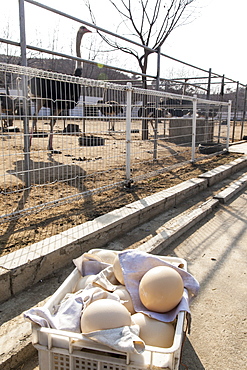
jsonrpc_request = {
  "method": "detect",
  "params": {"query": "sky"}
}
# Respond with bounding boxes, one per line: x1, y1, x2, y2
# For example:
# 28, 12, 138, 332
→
164, 0, 247, 84
1, 0, 246, 87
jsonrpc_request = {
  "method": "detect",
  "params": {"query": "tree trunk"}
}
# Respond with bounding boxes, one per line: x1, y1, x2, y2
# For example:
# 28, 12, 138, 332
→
141, 52, 149, 140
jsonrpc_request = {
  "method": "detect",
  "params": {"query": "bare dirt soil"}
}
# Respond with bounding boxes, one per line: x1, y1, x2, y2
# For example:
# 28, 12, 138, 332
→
0, 150, 243, 257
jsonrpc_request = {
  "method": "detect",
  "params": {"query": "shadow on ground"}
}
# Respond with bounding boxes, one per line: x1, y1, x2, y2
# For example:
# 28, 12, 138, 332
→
179, 336, 205, 370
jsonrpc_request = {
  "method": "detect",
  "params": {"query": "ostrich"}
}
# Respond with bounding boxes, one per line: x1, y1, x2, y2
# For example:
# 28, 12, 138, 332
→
160, 98, 218, 119
138, 101, 168, 134
160, 98, 193, 117
97, 100, 123, 131
30, 26, 91, 152
138, 101, 167, 120
0, 87, 15, 129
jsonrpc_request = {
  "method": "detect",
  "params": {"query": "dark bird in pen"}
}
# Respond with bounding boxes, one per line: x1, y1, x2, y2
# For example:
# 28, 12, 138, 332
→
159, 98, 193, 117
137, 101, 167, 132
97, 100, 124, 131
0, 87, 16, 128
138, 101, 167, 119
30, 26, 91, 151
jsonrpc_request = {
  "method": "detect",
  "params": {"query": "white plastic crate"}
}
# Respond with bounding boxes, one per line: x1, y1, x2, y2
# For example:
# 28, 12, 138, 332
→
31, 253, 188, 370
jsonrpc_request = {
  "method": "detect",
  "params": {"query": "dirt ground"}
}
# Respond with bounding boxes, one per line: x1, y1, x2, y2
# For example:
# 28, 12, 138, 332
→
0, 149, 243, 257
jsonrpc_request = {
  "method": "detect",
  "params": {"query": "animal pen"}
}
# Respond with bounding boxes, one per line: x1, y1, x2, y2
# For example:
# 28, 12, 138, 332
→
0, 0, 246, 254
0, 62, 231, 225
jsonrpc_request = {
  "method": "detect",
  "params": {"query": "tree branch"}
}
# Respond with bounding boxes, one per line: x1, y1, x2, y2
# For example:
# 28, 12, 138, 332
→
83, 0, 197, 83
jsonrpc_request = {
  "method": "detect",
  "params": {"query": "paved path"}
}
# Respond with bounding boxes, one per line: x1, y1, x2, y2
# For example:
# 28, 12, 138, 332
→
229, 141, 247, 154
162, 186, 247, 369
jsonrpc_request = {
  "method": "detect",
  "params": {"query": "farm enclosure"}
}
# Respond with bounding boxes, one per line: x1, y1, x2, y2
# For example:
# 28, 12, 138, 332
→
0, 63, 232, 223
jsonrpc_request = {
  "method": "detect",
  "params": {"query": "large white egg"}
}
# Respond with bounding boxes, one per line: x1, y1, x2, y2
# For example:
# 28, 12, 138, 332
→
131, 312, 174, 348
81, 299, 131, 333
139, 266, 184, 312
93, 249, 118, 264
113, 256, 125, 284
113, 286, 135, 314
74, 275, 97, 292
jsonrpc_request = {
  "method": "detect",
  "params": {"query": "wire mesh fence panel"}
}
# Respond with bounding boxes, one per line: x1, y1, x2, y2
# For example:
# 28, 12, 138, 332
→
0, 69, 137, 235
130, 98, 192, 180
195, 100, 230, 158
0, 63, 230, 227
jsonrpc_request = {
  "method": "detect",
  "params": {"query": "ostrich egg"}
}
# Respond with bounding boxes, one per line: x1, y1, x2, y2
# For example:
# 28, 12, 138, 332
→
80, 299, 131, 333
139, 266, 184, 312
113, 256, 125, 284
74, 274, 97, 292
113, 286, 135, 314
131, 312, 174, 348
94, 249, 117, 264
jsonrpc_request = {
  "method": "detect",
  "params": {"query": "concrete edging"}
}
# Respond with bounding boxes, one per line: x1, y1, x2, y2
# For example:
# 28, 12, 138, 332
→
214, 173, 247, 203
138, 198, 219, 255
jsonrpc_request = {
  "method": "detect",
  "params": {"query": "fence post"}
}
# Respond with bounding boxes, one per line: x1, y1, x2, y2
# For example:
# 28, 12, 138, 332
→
155, 47, 161, 91
152, 48, 161, 161
125, 82, 132, 186
191, 95, 197, 163
232, 81, 239, 142
240, 85, 247, 140
19, 0, 27, 67
19, 0, 31, 188
226, 100, 232, 151
206, 68, 212, 100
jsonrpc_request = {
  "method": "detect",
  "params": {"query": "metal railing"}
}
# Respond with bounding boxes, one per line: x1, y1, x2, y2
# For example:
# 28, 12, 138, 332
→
0, 62, 231, 223
1, 1, 246, 101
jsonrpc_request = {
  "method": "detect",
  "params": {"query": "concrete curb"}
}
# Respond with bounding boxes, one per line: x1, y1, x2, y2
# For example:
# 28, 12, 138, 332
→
0, 340, 35, 370
0, 155, 247, 303
214, 173, 247, 203
136, 166, 247, 256
138, 198, 219, 255
198, 156, 247, 186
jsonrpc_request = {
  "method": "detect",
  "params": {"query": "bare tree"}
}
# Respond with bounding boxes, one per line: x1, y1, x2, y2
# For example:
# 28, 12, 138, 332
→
85, 0, 196, 89
84, 0, 197, 139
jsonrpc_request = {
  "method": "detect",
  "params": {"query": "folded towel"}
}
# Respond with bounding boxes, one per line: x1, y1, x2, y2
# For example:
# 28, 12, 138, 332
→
117, 249, 200, 322
24, 286, 120, 333
84, 324, 145, 354
73, 252, 111, 276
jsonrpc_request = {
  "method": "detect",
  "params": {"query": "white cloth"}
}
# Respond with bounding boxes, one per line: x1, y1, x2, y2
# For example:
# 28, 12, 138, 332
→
73, 252, 111, 276
117, 249, 200, 322
24, 284, 144, 354
24, 286, 119, 333
84, 325, 145, 354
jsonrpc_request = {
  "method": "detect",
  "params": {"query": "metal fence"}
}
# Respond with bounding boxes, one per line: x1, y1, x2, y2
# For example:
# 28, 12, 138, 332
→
0, 62, 231, 224
1, 1, 247, 113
